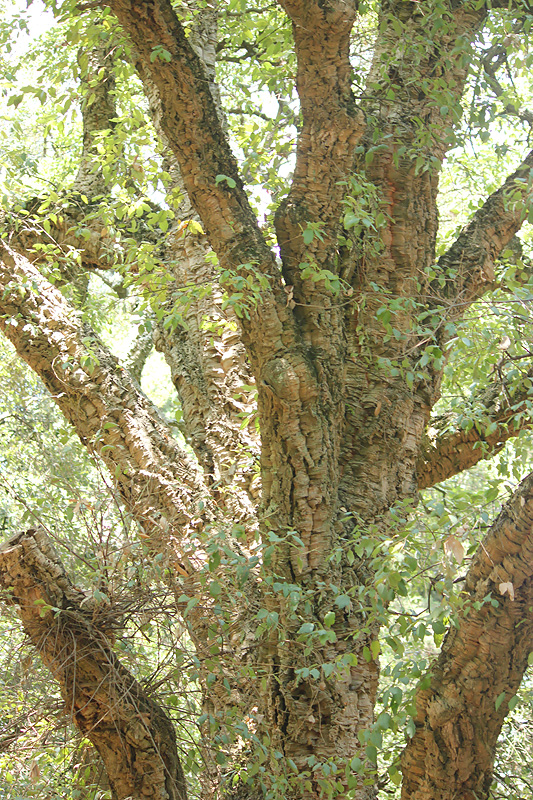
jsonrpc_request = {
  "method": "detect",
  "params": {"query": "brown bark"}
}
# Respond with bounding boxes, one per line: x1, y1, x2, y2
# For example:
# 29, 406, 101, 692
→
98, 17, 379, 791
125, 320, 155, 384
0, 243, 210, 561
336, 1, 491, 526
97, 3, 533, 799
274, 0, 364, 300
401, 471, 533, 800
0, 528, 187, 800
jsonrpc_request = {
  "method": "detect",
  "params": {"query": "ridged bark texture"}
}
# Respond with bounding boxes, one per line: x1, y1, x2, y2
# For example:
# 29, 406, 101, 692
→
402, 473, 533, 799
0, 529, 187, 800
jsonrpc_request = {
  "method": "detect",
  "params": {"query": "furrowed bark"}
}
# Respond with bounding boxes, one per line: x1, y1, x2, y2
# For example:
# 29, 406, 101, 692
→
109, 3, 378, 788
3, 3, 533, 800
274, 0, 364, 303
338, 0, 491, 521
401, 471, 533, 800
104, 4, 351, 568
104, 0, 347, 566
0, 244, 209, 559
0, 528, 187, 800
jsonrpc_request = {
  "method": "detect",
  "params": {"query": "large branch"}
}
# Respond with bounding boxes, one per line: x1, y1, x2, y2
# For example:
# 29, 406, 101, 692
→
433, 148, 533, 315
417, 367, 533, 489
5, 201, 122, 276
402, 470, 533, 799
274, 0, 364, 297
105, 0, 291, 366
0, 244, 210, 559
339, 9, 532, 520
0, 528, 187, 800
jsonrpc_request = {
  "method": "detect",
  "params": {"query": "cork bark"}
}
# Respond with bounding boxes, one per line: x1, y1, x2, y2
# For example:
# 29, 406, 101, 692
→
402, 473, 533, 799
0, 529, 187, 800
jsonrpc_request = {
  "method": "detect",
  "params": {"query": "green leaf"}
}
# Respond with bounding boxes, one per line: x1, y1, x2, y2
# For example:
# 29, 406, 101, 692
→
335, 594, 351, 609
324, 611, 336, 627
343, 210, 360, 229
298, 622, 315, 634
508, 695, 520, 712
215, 174, 237, 188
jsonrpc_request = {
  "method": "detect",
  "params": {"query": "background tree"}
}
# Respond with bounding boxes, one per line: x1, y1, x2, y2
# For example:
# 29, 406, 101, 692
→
2, 1, 533, 799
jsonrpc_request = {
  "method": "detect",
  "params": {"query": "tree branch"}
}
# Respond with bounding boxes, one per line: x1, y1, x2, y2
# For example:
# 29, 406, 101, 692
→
402, 469, 533, 799
337, 2, 499, 519
125, 319, 155, 383
5, 44, 127, 277
274, 0, 364, 295
0, 244, 210, 560
417, 368, 533, 490
153, 229, 261, 525
0, 528, 187, 800
433, 148, 533, 316
105, 0, 287, 361
74, 41, 117, 197
144, 126, 261, 525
